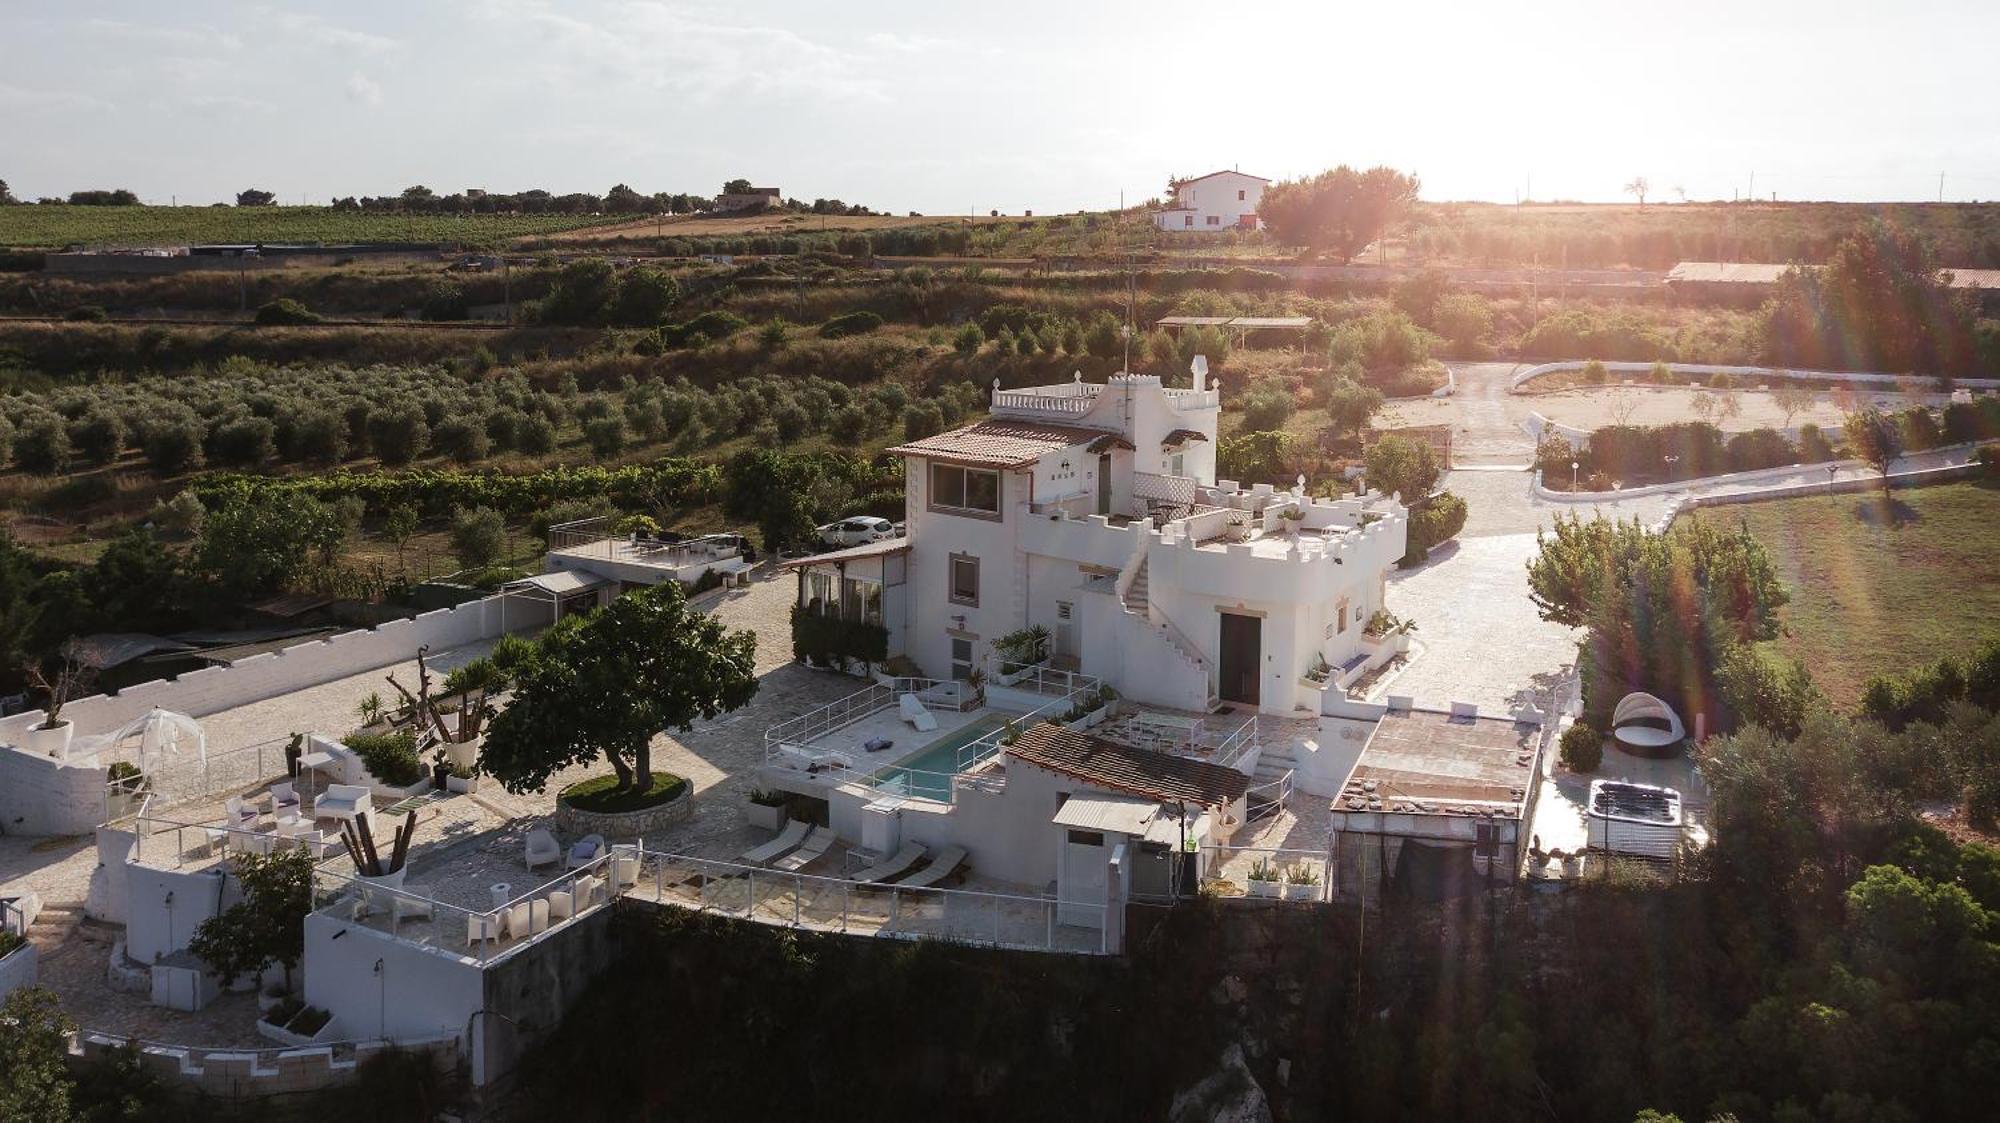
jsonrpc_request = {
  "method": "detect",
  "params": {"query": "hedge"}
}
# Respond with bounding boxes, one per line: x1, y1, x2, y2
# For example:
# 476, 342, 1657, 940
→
1401, 491, 1468, 567
791, 605, 889, 669
194, 460, 725, 518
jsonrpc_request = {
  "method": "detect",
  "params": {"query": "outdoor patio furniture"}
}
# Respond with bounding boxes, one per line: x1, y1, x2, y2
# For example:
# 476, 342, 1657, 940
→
530, 899, 550, 934
574, 874, 603, 908
898, 846, 969, 889
898, 693, 939, 733
771, 826, 837, 872
611, 852, 640, 889
851, 842, 926, 884
741, 819, 811, 865
524, 828, 562, 871
268, 781, 300, 815
548, 889, 574, 921
565, 834, 605, 870
466, 913, 500, 945
392, 889, 435, 927
864, 737, 895, 753
504, 903, 531, 937
315, 785, 371, 824
224, 795, 259, 829
1612, 692, 1687, 754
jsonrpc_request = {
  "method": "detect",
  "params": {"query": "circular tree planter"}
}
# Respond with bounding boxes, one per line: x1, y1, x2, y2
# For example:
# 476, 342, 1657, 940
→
555, 773, 693, 838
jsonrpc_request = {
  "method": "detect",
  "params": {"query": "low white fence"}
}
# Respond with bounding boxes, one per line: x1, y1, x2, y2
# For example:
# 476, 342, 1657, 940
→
1510, 359, 2000, 393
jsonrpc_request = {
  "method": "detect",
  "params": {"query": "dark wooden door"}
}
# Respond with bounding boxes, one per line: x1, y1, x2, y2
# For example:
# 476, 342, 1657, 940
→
1097, 453, 1112, 516
1218, 612, 1261, 706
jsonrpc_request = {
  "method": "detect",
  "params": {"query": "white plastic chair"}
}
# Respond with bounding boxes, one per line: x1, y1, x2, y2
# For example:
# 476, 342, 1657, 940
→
524, 827, 561, 871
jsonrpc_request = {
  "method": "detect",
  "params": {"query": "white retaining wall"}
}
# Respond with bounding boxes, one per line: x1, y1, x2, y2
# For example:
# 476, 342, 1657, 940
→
0, 942, 38, 1002
0, 593, 548, 836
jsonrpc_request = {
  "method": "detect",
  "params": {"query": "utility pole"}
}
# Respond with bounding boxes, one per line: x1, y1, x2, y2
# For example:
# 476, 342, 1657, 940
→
1747, 170, 1755, 200
1939, 171, 1946, 203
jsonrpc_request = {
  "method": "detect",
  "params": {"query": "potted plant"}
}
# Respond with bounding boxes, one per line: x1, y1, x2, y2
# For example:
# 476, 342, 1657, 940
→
745, 789, 787, 831
445, 763, 480, 794
1279, 505, 1305, 536
283, 731, 304, 778
1091, 685, 1119, 725
1246, 857, 1281, 898
340, 809, 419, 904
355, 691, 386, 729
1283, 864, 1321, 901
24, 660, 94, 758
992, 626, 1050, 685
963, 666, 986, 705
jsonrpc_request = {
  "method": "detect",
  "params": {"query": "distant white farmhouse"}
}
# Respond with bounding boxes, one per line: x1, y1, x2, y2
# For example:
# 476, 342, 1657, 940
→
1152, 170, 1269, 233
787, 362, 1408, 717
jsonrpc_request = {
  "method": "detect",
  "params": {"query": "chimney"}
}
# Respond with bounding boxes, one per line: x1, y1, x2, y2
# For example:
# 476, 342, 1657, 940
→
1190, 354, 1208, 392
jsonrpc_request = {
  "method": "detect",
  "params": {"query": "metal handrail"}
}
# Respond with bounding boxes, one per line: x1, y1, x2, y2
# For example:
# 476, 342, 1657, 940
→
1209, 715, 1260, 770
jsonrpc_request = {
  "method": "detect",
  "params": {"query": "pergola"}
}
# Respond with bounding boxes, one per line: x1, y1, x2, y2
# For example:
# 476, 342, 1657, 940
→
1154, 315, 1313, 346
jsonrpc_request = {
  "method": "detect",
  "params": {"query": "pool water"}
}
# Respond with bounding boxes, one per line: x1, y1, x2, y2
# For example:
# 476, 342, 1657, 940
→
873, 715, 1009, 802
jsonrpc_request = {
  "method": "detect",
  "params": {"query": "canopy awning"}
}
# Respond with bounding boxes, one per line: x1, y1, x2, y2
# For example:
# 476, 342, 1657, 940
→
502, 570, 614, 598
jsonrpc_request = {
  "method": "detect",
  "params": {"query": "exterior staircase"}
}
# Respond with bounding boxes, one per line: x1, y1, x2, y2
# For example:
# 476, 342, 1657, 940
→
25, 903, 83, 951
1119, 556, 1219, 711
1247, 740, 1298, 821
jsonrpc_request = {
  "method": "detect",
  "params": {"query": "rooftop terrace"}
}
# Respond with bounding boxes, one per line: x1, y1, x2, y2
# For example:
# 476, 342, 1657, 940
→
1341, 708, 1541, 818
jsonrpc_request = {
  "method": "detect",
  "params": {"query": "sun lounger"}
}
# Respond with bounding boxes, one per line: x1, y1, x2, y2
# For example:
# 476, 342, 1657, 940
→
851, 842, 926, 884
771, 826, 836, 872
897, 846, 969, 889
899, 693, 939, 733
741, 819, 811, 865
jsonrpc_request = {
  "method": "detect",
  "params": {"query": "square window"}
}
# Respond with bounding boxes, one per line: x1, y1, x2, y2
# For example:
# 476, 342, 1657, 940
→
1067, 829, 1106, 847
1183, 215, 1193, 227
929, 463, 1000, 516
1237, 189, 1245, 200
1206, 215, 1219, 226
950, 554, 979, 606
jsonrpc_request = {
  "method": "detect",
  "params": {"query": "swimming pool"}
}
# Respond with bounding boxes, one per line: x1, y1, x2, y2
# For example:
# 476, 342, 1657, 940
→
873, 715, 1009, 802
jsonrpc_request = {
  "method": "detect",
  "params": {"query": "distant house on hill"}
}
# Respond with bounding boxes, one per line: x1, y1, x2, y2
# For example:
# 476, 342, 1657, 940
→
716, 185, 782, 212
1153, 170, 1268, 233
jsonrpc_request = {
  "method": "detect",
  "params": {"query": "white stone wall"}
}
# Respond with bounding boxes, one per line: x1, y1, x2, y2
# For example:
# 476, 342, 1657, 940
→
0, 942, 39, 1002
0, 745, 113, 836
124, 864, 239, 965
304, 913, 485, 1045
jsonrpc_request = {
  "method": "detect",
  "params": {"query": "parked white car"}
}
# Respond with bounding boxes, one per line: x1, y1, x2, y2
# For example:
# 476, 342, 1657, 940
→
817, 516, 898, 548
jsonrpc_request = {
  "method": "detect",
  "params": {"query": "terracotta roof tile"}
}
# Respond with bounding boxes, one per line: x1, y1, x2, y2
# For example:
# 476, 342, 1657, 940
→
889, 419, 1114, 469
1006, 722, 1250, 808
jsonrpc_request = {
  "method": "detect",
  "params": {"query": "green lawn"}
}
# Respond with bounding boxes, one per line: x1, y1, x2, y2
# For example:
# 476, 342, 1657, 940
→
0, 206, 633, 249
1691, 480, 2000, 707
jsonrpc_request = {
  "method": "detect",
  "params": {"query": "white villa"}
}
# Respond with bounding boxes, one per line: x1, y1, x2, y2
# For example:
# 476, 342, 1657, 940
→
1153, 170, 1268, 232
789, 363, 1410, 716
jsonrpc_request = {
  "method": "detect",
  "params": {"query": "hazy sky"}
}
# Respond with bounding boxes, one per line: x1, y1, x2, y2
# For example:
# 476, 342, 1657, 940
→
8, 0, 2000, 211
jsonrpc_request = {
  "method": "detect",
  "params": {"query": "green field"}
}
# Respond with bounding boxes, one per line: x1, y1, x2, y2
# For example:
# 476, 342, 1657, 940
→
0, 205, 633, 249
1692, 480, 2000, 706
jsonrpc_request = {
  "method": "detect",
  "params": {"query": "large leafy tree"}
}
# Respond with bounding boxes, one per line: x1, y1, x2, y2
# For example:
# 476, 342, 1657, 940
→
0, 987, 76, 1122
193, 492, 344, 595
1364, 434, 1440, 501
1257, 165, 1420, 263
1763, 221, 1979, 375
480, 583, 759, 793
1842, 407, 1903, 491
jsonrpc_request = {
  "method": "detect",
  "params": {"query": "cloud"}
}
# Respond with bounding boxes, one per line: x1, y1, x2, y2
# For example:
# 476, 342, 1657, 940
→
86, 18, 243, 52
863, 32, 951, 54
257, 8, 403, 54
0, 82, 112, 112
347, 72, 385, 106
472, 0, 887, 104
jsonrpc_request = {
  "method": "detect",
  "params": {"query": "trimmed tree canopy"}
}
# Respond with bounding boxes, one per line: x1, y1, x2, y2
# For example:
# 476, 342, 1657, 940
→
479, 583, 759, 793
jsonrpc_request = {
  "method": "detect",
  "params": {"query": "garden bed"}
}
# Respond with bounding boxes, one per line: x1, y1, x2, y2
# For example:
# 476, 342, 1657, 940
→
555, 772, 693, 836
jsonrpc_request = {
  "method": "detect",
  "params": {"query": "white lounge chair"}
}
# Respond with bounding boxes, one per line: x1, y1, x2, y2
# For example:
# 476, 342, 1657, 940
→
314, 784, 371, 824
224, 795, 259, 829
268, 781, 300, 816
548, 889, 574, 922
524, 828, 561, 871
741, 819, 811, 865
392, 889, 434, 927
466, 913, 500, 945
897, 846, 969, 889
851, 842, 926, 884
771, 826, 837, 872
565, 834, 605, 870
899, 693, 939, 732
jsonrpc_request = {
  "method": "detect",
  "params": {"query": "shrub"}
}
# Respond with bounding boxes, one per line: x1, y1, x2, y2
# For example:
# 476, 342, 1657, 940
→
1582, 359, 1609, 385
420, 281, 468, 322
558, 771, 689, 813
345, 731, 422, 786
210, 415, 276, 467
1560, 722, 1603, 772
68, 409, 125, 465
141, 408, 206, 476
515, 413, 557, 455
903, 401, 945, 441
290, 408, 348, 464
1899, 406, 1943, 452
367, 400, 431, 466
952, 321, 985, 354
151, 489, 206, 538
1238, 379, 1296, 432
1724, 428, 1797, 473
583, 416, 627, 456
1796, 422, 1835, 463
819, 310, 883, 338
791, 605, 890, 669
254, 298, 321, 326
1401, 491, 1467, 566
449, 505, 508, 569
14, 415, 73, 473
433, 418, 491, 465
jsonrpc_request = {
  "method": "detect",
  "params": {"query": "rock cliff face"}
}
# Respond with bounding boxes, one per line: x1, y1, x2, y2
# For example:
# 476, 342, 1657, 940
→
1169, 1043, 1273, 1123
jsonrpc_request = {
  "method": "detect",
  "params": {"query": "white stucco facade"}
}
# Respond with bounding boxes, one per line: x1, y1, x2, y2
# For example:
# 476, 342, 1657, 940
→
1152, 170, 1268, 233
795, 366, 1408, 718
